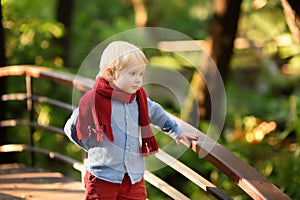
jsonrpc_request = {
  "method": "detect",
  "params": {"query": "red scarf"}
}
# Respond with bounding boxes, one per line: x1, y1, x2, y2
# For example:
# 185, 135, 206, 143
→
76, 77, 158, 156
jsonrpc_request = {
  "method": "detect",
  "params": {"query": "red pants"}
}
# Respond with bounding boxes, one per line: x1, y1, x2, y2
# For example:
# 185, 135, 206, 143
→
84, 170, 147, 200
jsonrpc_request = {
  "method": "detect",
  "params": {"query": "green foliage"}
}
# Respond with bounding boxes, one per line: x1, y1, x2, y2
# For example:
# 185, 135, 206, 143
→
145, 0, 211, 38
2, 0, 64, 67
225, 66, 300, 199
218, 1, 300, 198
69, 0, 136, 68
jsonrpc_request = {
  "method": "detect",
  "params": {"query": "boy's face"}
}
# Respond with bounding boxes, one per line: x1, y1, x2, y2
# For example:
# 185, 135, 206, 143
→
111, 58, 146, 94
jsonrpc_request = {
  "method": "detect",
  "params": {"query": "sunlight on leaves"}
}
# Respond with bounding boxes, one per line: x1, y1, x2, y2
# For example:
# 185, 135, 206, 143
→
283, 56, 300, 75
228, 115, 277, 144
149, 55, 182, 70
37, 105, 50, 126
20, 29, 35, 46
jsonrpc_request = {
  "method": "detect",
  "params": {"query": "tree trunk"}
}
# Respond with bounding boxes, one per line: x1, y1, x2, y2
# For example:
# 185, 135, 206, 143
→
184, 0, 242, 131
0, 0, 10, 163
208, 0, 242, 82
0, 0, 6, 117
0, 0, 5, 67
281, 0, 300, 44
55, 0, 74, 68
130, 0, 147, 27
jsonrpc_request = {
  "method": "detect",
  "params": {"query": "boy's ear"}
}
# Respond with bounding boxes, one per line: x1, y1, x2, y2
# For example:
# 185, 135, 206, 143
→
103, 68, 114, 82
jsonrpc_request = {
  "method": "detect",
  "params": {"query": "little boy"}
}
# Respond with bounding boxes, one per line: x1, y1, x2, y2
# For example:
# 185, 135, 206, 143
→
64, 41, 197, 199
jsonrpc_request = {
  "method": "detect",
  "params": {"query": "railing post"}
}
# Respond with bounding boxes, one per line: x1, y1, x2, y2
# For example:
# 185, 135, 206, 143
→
26, 74, 35, 166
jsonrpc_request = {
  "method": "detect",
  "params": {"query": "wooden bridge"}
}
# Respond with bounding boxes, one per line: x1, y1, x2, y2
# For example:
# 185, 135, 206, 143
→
0, 65, 291, 200
0, 163, 85, 200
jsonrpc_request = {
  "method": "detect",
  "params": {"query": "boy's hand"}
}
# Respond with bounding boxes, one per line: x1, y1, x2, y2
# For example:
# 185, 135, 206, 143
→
175, 132, 198, 147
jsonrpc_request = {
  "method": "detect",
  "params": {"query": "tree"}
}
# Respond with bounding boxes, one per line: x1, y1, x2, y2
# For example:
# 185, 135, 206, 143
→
0, 0, 10, 163
281, 0, 300, 44
130, 0, 147, 27
55, 0, 75, 68
185, 0, 242, 130
0, 0, 5, 66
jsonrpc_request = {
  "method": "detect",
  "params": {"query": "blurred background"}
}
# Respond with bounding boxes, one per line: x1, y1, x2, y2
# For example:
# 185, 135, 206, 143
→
1, 0, 300, 199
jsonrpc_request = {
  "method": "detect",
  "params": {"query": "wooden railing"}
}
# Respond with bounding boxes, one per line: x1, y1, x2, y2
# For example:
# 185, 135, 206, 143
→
0, 65, 290, 200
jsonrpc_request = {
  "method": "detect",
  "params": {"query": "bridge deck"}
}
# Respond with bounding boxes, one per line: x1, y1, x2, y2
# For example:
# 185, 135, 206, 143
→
0, 164, 85, 200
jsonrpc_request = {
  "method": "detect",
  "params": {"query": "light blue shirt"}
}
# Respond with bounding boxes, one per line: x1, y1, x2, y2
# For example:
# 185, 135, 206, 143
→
64, 97, 181, 184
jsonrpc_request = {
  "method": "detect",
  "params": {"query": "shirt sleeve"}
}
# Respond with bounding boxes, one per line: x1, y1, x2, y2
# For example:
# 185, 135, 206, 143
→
64, 107, 88, 151
147, 98, 182, 139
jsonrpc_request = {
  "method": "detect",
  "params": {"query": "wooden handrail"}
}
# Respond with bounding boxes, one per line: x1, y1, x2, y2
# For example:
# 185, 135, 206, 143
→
144, 170, 190, 200
169, 115, 291, 200
0, 65, 291, 200
2, 93, 74, 111
0, 65, 94, 92
155, 149, 231, 200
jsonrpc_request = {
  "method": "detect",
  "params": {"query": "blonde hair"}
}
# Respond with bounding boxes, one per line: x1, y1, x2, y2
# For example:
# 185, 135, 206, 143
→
97, 41, 148, 78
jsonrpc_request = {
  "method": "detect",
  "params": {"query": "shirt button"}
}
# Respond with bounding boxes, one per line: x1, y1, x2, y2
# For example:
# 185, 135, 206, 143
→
127, 145, 130, 149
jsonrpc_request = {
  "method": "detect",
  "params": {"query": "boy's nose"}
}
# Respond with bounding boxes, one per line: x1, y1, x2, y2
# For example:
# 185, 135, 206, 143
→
135, 76, 142, 83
